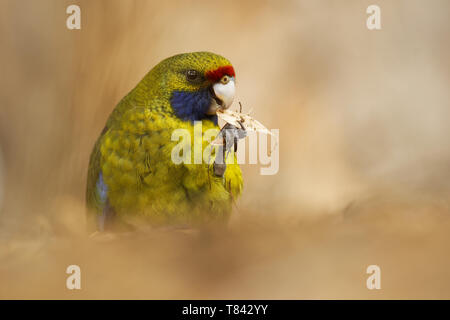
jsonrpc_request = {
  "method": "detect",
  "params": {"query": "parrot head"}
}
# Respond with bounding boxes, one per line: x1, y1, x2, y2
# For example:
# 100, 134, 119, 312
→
142, 52, 236, 123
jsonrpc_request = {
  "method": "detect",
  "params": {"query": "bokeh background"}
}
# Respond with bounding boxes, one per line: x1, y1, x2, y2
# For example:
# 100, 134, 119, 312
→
1, 0, 450, 299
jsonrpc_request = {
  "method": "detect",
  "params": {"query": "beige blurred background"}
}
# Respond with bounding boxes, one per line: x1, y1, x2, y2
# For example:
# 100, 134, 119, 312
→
0, 0, 450, 299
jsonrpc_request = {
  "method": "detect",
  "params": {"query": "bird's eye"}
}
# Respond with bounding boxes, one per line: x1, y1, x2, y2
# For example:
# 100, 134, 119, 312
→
186, 70, 199, 82
220, 75, 230, 84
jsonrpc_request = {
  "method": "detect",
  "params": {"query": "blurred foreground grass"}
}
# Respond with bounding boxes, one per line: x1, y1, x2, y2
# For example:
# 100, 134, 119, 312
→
1, 191, 450, 299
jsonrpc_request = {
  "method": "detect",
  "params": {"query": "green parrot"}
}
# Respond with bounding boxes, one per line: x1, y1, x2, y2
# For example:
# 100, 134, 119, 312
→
86, 52, 243, 231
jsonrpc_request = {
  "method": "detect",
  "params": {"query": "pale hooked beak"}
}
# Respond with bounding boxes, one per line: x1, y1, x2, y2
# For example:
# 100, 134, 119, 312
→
207, 77, 235, 115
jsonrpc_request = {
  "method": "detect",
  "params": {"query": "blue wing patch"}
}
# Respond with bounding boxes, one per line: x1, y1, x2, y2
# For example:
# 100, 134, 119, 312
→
95, 171, 111, 231
96, 171, 108, 205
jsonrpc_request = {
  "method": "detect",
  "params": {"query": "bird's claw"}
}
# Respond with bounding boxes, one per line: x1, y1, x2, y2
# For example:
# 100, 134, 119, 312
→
213, 162, 227, 177
213, 122, 247, 177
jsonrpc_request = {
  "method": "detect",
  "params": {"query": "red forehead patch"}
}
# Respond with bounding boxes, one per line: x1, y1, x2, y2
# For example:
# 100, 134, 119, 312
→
205, 65, 235, 82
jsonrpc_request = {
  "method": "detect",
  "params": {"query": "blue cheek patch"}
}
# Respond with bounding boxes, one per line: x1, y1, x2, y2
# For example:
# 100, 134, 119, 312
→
170, 89, 218, 124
